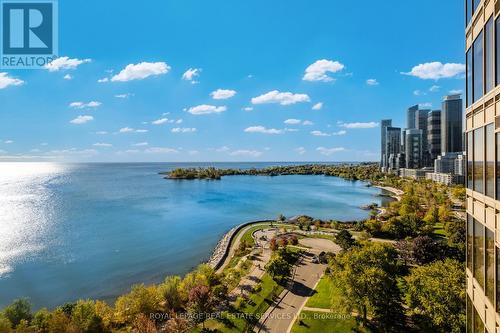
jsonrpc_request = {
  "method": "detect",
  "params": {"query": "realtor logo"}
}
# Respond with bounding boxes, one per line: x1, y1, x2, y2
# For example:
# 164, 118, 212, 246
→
1, 0, 58, 69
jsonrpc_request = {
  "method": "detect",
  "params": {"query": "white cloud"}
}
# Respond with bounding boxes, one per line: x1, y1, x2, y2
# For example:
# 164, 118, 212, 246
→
171, 127, 197, 133
187, 104, 227, 115
119, 127, 135, 133
251, 90, 310, 105
311, 130, 330, 137
366, 79, 379, 86
284, 119, 301, 125
302, 120, 314, 126
132, 142, 148, 146
216, 146, 230, 152
244, 126, 284, 134
211, 89, 237, 100
316, 147, 346, 156
243, 107, 253, 112
145, 147, 179, 154
175, 119, 183, 124
111, 62, 170, 82
0, 73, 24, 89
303, 59, 345, 82
135, 129, 148, 133
413, 90, 426, 96
419, 102, 433, 108
332, 130, 347, 136
188, 150, 199, 155
429, 85, 440, 92
69, 101, 102, 109
63, 74, 73, 80
402, 62, 465, 80
97, 78, 109, 83
152, 118, 169, 125
44, 57, 91, 72
449, 89, 463, 95
95, 131, 108, 135
93, 143, 112, 147
70, 115, 94, 124
182, 68, 201, 82
312, 102, 323, 110
115, 93, 133, 99
3, 140, 14, 144
295, 147, 306, 155
340, 122, 378, 129
229, 150, 262, 157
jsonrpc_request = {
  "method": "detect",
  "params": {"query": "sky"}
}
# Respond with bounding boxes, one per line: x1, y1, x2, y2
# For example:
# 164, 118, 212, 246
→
0, 0, 465, 162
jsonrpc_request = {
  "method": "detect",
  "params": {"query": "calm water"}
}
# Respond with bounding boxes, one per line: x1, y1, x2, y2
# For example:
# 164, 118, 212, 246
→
0, 162, 391, 308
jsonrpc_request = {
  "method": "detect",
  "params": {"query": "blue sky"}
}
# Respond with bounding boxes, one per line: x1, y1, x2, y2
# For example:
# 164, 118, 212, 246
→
0, 0, 465, 162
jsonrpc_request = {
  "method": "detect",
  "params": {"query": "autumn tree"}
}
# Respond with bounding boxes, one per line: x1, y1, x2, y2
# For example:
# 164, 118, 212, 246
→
404, 259, 465, 333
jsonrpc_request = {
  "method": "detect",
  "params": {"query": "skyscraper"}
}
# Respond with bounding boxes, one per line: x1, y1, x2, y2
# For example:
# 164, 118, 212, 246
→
427, 110, 441, 161
416, 109, 430, 165
380, 119, 392, 170
407, 105, 418, 129
441, 94, 463, 154
404, 129, 423, 169
385, 127, 401, 171
465, 1, 497, 331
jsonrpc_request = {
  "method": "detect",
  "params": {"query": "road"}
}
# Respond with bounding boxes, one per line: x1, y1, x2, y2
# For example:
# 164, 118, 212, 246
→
254, 238, 340, 333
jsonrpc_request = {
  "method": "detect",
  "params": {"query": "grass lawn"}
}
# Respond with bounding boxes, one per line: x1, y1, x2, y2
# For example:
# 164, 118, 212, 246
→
291, 311, 371, 333
306, 275, 338, 309
433, 222, 446, 237
193, 273, 284, 333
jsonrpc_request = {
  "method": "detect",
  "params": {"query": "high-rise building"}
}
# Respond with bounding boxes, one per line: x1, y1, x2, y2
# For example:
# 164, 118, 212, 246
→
380, 119, 392, 170
442, 94, 463, 154
385, 127, 401, 171
407, 105, 418, 129
427, 110, 442, 160
416, 109, 430, 165
404, 129, 423, 169
465, 1, 498, 332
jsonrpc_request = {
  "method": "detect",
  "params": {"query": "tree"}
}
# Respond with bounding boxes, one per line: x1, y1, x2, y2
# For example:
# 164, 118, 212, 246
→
330, 242, 404, 329
187, 285, 215, 329
159, 276, 183, 313
404, 259, 465, 333
70, 300, 104, 333
334, 230, 356, 251
423, 205, 439, 225
277, 214, 286, 223
114, 284, 161, 325
3, 299, 32, 328
411, 236, 440, 265
0, 315, 12, 333
131, 314, 156, 333
265, 257, 292, 284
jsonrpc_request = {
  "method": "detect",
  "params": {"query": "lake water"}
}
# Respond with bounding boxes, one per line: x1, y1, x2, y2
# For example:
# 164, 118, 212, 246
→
0, 162, 391, 309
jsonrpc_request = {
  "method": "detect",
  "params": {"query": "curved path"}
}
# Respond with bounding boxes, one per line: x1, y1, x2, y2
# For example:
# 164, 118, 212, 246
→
254, 238, 340, 333
216, 222, 271, 273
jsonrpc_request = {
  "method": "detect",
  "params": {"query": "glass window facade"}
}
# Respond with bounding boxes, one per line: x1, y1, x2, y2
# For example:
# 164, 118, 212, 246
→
486, 17, 494, 93
468, 131, 473, 189
474, 219, 485, 290
467, 48, 473, 107
497, 17, 500, 86
474, 31, 484, 103
467, 215, 473, 272
474, 127, 484, 194
497, 133, 500, 199
486, 124, 494, 198
486, 228, 495, 303
467, 0, 472, 26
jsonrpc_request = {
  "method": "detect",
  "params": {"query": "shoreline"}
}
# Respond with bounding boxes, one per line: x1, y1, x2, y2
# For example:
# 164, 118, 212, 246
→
373, 185, 403, 201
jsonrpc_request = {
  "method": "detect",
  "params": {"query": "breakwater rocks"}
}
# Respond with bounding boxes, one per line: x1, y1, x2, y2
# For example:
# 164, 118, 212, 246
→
207, 226, 238, 269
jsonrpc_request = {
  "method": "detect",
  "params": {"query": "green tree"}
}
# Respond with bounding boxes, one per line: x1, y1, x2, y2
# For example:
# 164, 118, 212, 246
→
114, 284, 161, 325
158, 276, 183, 312
265, 257, 292, 284
71, 300, 105, 333
0, 315, 12, 333
423, 205, 439, 225
404, 259, 465, 333
3, 299, 32, 328
334, 230, 356, 251
330, 242, 404, 329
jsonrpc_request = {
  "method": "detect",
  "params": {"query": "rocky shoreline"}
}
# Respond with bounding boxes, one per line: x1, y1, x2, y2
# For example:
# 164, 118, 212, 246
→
207, 225, 238, 269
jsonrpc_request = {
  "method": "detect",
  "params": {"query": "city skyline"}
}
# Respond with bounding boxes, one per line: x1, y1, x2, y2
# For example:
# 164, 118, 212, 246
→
0, 0, 464, 162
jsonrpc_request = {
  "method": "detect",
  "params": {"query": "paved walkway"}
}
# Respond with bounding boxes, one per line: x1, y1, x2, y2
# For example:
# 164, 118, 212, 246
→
254, 238, 340, 333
